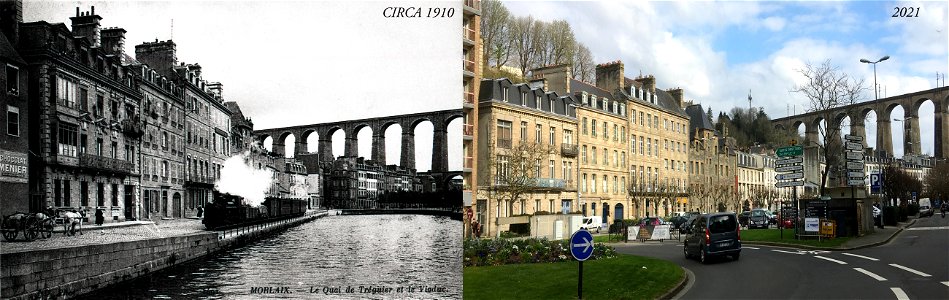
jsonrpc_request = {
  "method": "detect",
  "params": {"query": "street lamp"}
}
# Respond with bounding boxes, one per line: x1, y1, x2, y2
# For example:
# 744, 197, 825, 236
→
860, 55, 890, 100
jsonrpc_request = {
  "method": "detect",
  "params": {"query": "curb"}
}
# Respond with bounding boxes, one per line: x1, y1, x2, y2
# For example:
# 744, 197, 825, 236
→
658, 266, 692, 300
743, 218, 918, 251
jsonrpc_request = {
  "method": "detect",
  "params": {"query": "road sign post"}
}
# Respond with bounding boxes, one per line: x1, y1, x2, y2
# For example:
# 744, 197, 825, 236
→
777, 146, 803, 157
571, 229, 594, 299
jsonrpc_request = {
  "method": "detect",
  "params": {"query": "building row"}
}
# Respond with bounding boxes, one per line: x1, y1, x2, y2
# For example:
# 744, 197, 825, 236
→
0, 5, 320, 222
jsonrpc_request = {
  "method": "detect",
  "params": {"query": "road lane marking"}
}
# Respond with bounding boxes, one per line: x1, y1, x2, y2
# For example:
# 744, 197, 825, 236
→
853, 268, 887, 281
743, 246, 760, 250
814, 256, 848, 265
772, 249, 804, 255
890, 287, 910, 300
842, 253, 880, 261
889, 264, 931, 277
942, 281, 949, 287
906, 226, 948, 231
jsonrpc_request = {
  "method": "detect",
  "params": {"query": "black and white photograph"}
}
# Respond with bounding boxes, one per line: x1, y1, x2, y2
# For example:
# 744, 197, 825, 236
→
2, 0, 471, 299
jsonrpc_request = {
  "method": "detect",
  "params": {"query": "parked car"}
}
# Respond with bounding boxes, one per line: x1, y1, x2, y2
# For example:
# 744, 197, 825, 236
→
581, 216, 603, 232
765, 210, 777, 225
747, 209, 770, 229
738, 211, 751, 227
775, 208, 798, 229
683, 212, 742, 263
639, 217, 664, 226
918, 198, 933, 217
678, 214, 701, 234
670, 212, 700, 229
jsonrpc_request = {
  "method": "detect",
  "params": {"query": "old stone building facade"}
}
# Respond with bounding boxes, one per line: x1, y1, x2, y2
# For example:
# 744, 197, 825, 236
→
0, 0, 30, 215
462, 0, 482, 237
19, 10, 143, 221
475, 78, 579, 237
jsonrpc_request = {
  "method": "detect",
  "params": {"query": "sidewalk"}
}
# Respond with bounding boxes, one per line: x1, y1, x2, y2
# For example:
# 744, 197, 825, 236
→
0, 218, 207, 254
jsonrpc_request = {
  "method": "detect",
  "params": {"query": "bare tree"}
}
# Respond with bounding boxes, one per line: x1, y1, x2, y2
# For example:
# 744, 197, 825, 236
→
791, 60, 867, 196
572, 43, 595, 82
544, 20, 576, 66
480, 0, 511, 68
510, 15, 539, 78
485, 141, 552, 216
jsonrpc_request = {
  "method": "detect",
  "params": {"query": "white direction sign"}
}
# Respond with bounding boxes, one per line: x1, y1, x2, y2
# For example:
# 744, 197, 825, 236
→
845, 134, 864, 142
847, 161, 864, 170
846, 142, 863, 151
776, 181, 805, 188
776, 165, 804, 172
845, 151, 863, 160
777, 157, 804, 165
848, 179, 865, 186
848, 171, 865, 178
776, 173, 805, 180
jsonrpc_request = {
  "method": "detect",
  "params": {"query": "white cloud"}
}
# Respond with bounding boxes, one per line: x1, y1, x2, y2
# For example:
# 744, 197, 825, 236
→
763, 16, 786, 31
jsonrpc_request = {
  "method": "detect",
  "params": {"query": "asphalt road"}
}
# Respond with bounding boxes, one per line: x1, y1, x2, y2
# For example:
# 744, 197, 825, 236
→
614, 216, 949, 299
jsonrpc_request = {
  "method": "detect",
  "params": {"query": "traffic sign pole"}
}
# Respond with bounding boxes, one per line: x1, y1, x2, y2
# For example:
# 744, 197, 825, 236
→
578, 261, 583, 299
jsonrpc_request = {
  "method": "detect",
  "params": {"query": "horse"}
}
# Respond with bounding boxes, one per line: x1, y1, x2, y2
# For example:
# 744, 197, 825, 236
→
63, 211, 84, 236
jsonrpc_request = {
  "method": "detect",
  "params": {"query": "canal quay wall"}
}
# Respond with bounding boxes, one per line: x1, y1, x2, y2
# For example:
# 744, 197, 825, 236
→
1, 211, 328, 300
338, 209, 463, 220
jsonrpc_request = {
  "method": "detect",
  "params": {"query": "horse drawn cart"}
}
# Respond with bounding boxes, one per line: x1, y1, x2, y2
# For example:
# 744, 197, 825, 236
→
1, 212, 55, 241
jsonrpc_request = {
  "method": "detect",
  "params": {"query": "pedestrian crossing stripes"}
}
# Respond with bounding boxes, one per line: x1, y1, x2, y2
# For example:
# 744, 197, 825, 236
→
890, 287, 910, 300
842, 253, 880, 261
889, 264, 931, 277
853, 268, 887, 281
814, 256, 847, 265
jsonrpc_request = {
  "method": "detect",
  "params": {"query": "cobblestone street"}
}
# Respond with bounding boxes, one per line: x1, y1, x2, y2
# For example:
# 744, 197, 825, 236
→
0, 219, 209, 254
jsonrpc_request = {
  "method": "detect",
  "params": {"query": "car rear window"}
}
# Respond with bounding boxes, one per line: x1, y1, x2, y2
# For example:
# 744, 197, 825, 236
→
709, 215, 737, 233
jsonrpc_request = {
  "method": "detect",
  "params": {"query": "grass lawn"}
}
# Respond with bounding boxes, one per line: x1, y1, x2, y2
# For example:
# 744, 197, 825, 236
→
592, 234, 626, 243
741, 228, 851, 248
464, 254, 683, 300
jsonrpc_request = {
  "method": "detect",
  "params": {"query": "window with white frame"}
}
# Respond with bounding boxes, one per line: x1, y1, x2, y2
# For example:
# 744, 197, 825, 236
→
6, 65, 18, 95
57, 76, 78, 108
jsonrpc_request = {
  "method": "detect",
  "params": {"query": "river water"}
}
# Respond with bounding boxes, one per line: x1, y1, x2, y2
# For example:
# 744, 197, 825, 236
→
80, 214, 462, 299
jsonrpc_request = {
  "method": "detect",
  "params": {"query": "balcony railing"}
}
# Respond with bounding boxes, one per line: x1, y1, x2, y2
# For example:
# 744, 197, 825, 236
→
120, 119, 144, 138
464, 0, 481, 10
561, 143, 579, 157
464, 27, 476, 42
79, 153, 134, 174
185, 174, 214, 185
464, 156, 474, 170
463, 124, 474, 136
533, 178, 566, 189
497, 138, 512, 149
464, 92, 476, 105
464, 59, 475, 73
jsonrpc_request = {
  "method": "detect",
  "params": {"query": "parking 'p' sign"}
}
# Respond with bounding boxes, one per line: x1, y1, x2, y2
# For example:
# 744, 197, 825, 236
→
570, 229, 594, 261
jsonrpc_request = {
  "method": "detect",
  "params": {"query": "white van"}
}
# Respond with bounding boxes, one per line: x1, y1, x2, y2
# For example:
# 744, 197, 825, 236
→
581, 216, 603, 233
918, 198, 933, 217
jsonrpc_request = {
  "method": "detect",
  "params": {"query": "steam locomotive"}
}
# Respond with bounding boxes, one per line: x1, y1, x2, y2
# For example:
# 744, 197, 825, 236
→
203, 191, 308, 230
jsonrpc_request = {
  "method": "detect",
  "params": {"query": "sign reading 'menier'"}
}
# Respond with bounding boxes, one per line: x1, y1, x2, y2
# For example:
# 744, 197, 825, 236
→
0, 150, 29, 183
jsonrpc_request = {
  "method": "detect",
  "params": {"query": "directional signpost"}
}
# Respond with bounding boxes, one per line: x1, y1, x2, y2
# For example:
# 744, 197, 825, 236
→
571, 229, 594, 299
775, 145, 805, 239
844, 135, 865, 188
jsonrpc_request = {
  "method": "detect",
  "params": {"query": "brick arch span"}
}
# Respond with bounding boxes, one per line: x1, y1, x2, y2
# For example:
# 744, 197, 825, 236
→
253, 109, 463, 171
772, 86, 949, 159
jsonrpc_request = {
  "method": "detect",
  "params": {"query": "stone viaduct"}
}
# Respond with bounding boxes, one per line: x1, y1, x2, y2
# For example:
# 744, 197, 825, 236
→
254, 109, 464, 172
772, 86, 949, 159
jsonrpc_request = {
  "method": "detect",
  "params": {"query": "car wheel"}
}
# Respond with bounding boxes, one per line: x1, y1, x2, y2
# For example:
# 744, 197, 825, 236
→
684, 243, 690, 259
700, 247, 708, 264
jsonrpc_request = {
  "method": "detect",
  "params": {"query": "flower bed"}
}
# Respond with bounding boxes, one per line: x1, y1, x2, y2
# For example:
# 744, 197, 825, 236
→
463, 238, 617, 267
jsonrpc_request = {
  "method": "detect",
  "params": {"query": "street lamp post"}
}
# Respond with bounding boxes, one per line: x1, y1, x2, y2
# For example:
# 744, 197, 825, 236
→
860, 56, 890, 100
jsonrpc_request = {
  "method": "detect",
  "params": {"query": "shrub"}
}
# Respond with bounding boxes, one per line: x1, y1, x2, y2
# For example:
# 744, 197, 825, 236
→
463, 237, 617, 267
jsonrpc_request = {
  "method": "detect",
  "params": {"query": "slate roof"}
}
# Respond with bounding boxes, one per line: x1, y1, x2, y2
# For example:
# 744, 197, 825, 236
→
570, 79, 613, 100
685, 104, 716, 141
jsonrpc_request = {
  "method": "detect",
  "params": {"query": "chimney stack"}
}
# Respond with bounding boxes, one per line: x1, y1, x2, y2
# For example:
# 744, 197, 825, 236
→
135, 40, 177, 78
0, 0, 22, 46
101, 27, 127, 64
635, 75, 656, 93
595, 60, 625, 92
668, 88, 684, 109
70, 6, 102, 47
530, 64, 571, 94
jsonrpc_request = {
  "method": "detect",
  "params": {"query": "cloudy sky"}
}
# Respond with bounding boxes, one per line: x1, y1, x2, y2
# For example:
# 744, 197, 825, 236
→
505, 0, 947, 157
24, 0, 462, 172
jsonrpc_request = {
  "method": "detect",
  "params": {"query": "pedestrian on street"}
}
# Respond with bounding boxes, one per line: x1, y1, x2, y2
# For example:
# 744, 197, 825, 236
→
872, 202, 884, 229
95, 208, 104, 226
197, 205, 204, 218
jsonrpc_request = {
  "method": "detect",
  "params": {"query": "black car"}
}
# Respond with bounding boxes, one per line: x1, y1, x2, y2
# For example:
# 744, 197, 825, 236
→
669, 212, 700, 229
677, 213, 701, 233
738, 211, 751, 227
683, 212, 741, 264
747, 209, 770, 229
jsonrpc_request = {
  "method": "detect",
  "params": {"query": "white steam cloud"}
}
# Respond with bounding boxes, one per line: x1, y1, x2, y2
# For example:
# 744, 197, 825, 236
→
215, 151, 273, 207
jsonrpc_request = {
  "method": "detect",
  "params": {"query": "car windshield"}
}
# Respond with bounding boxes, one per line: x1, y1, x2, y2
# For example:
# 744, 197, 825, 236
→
752, 210, 765, 217
708, 215, 737, 233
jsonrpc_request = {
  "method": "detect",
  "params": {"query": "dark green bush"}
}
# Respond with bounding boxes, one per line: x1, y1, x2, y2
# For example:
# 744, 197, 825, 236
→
463, 237, 617, 267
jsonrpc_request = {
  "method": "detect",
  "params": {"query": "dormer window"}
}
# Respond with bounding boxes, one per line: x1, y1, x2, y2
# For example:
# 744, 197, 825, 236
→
590, 95, 597, 108
501, 87, 509, 102
535, 96, 541, 110
582, 93, 588, 105
612, 102, 618, 114
521, 92, 527, 106
550, 99, 556, 113
602, 98, 608, 111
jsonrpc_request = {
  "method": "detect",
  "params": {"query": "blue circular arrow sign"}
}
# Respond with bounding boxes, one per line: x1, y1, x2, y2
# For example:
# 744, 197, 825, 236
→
570, 229, 594, 261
